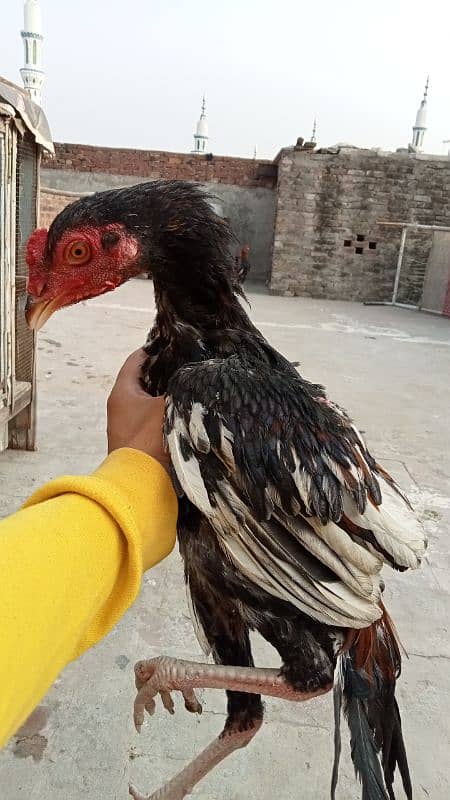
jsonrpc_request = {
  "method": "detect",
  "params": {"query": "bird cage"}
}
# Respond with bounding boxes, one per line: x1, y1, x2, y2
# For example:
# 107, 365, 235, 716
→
0, 77, 53, 452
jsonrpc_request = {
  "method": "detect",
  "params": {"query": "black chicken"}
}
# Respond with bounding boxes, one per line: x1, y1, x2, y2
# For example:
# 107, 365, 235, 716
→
26, 181, 426, 800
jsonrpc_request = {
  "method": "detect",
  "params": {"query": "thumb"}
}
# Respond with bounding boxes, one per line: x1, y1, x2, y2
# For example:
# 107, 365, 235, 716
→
114, 348, 147, 385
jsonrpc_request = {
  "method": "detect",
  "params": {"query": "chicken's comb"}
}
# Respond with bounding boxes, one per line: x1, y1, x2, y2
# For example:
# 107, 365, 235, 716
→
26, 228, 48, 296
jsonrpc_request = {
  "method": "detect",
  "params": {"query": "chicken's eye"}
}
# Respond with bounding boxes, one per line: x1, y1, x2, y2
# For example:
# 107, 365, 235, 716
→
64, 240, 92, 266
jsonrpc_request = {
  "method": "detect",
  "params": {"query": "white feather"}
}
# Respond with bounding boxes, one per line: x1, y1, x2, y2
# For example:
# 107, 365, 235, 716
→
167, 416, 213, 515
322, 452, 364, 496
274, 510, 380, 600
343, 477, 426, 569
291, 450, 312, 513
307, 515, 383, 575
188, 402, 210, 453
219, 422, 235, 470
221, 523, 379, 628
213, 481, 380, 628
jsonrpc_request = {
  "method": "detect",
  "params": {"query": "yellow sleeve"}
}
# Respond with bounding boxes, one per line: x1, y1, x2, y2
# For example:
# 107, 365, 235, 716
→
0, 448, 177, 748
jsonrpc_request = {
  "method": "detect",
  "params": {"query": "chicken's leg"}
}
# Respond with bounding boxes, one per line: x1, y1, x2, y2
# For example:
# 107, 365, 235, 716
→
129, 716, 262, 800
133, 656, 330, 731
130, 656, 332, 800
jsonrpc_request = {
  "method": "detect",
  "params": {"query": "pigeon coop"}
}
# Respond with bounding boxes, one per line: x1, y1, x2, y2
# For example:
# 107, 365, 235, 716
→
0, 78, 53, 451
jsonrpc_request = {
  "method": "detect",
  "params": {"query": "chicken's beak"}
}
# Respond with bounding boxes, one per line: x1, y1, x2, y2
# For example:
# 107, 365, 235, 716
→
25, 295, 63, 330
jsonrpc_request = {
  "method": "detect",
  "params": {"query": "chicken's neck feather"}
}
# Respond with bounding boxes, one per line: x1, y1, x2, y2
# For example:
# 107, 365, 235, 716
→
152, 277, 253, 337
142, 279, 257, 394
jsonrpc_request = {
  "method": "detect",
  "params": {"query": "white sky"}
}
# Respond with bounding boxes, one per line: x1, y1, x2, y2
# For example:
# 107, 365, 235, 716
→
2, 1, 449, 159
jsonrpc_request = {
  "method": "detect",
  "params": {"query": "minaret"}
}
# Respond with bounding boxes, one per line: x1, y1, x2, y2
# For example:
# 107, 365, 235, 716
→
410, 77, 429, 152
20, 0, 44, 106
311, 117, 317, 143
192, 95, 209, 154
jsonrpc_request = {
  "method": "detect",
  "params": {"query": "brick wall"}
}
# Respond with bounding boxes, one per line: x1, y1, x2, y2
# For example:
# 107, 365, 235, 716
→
39, 188, 82, 229
42, 143, 278, 189
270, 147, 450, 302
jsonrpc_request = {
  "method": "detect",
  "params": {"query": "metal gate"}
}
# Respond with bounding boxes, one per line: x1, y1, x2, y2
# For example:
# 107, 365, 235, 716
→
367, 221, 450, 313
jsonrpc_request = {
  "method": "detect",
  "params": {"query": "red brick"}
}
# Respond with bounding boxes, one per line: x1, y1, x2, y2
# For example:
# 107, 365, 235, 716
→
42, 143, 278, 189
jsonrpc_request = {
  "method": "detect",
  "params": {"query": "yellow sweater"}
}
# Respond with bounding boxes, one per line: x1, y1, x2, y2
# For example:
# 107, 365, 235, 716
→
0, 448, 178, 748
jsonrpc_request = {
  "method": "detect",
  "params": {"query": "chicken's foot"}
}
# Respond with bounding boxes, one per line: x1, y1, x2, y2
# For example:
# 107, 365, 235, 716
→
129, 655, 331, 800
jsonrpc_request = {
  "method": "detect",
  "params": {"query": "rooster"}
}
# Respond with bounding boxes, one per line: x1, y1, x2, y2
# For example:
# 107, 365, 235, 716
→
26, 181, 426, 800
235, 244, 251, 284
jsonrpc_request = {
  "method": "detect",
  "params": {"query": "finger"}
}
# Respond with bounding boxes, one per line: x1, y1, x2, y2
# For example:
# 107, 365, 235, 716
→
113, 349, 161, 398
108, 350, 147, 411
114, 348, 147, 384
111, 349, 167, 406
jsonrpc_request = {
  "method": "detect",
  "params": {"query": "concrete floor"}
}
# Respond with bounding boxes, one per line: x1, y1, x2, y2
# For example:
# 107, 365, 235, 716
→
1, 282, 450, 800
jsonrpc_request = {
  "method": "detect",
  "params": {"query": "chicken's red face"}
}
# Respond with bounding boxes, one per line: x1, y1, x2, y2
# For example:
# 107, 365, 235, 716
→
25, 223, 142, 330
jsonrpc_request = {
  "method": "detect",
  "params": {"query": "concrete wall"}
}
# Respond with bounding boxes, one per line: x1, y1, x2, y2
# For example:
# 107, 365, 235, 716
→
207, 183, 276, 281
270, 147, 450, 302
41, 166, 276, 282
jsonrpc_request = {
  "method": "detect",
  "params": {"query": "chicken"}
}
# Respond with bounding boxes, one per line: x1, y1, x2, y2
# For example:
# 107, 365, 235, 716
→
235, 244, 251, 283
26, 181, 426, 800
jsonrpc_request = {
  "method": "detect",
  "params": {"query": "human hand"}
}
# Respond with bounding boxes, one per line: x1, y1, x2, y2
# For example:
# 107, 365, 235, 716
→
107, 349, 170, 470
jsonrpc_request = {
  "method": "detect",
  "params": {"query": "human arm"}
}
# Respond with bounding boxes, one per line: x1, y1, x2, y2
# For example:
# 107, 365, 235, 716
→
0, 351, 177, 747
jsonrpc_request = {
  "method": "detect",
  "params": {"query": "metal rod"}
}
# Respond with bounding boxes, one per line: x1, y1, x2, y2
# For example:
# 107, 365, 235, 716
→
420, 307, 444, 316
363, 301, 418, 309
40, 186, 92, 198
377, 220, 450, 232
392, 227, 407, 304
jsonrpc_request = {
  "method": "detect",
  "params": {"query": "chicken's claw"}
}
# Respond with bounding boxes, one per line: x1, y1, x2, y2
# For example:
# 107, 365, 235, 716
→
133, 657, 202, 732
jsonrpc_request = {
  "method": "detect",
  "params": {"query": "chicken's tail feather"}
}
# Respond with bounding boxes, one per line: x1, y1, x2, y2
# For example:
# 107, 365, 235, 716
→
331, 607, 412, 800
380, 694, 412, 800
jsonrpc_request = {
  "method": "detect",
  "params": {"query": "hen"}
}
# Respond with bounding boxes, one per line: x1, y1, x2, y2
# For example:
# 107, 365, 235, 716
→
26, 181, 426, 800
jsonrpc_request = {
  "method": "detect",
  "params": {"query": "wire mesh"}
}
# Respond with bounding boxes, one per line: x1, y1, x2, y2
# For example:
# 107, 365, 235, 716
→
15, 131, 37, 383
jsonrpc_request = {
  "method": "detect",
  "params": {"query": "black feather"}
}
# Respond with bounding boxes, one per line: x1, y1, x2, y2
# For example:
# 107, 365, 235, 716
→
331, 682, 343, 800
371, 690, 412, 800
341, 653, 389, 800
389, 699, 412, 799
